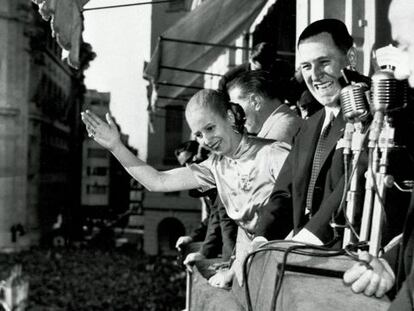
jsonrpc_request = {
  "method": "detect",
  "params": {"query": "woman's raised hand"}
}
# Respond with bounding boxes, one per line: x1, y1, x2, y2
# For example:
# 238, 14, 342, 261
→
81, 110, 121, 151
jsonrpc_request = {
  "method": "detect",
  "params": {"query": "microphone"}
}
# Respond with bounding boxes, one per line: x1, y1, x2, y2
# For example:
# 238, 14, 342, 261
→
339, 75, 371, 246
366, 66, 407, 255
339, 81, 370, 155
340, 82, 370, 124
369, 67, 407, 146
371, 69, 397, 114
371, 67, 408, 113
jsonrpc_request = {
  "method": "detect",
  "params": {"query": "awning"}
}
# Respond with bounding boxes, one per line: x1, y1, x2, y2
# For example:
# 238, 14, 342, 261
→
144, 0, 268, 102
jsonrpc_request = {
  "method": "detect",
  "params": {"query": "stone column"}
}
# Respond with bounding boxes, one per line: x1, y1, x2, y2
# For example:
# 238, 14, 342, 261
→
0, 0, 31, 249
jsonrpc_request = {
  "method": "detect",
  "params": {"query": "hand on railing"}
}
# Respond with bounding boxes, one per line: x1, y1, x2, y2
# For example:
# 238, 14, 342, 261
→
208, 268, 234, 290
343, 251, 395, 297
183, 252, 205, 273
175, 236, 193, 252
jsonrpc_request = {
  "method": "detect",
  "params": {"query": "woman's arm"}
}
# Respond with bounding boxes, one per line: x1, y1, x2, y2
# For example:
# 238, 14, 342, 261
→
81, 110, 199, 192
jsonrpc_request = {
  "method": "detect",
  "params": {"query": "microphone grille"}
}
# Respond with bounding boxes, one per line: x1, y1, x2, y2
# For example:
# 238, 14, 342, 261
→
340, 82, 369, 122
371, 69, 407, 112
371, 70, 397, 112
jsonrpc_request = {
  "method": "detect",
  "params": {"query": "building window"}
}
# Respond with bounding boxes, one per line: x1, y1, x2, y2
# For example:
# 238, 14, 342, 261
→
87, 166, 108, 176
163, 107, 183, 165
86, 184, 108, 194
87, 148, 108, 158
130, 191, 144, 201
129, 202, 144, 215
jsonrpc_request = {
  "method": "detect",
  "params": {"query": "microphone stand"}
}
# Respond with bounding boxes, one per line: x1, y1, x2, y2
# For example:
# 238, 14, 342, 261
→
359, 147, 377, 243
359, 111, 383, 244
342, 122, 364, 247
338, 75, 371, 247
369, 116, 395, 255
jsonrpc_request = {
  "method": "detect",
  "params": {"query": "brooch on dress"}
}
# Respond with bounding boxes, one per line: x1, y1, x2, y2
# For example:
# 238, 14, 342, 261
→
239, 173, 253, 191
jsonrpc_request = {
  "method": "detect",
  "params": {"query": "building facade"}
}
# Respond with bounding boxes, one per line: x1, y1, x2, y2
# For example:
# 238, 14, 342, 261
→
81, 91, 112, 217
0, 0, 93, 249
0, 0, 31, 249
81, 90, 132, 229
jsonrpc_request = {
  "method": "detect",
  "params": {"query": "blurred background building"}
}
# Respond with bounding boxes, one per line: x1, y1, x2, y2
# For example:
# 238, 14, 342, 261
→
81, 89, 137, 248
0, 0, 91, 249
0, 0, 132, 250
81, 90, 132, 222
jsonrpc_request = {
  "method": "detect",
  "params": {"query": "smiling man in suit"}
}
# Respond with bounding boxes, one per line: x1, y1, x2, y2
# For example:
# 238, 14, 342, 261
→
254, 19, 357, 245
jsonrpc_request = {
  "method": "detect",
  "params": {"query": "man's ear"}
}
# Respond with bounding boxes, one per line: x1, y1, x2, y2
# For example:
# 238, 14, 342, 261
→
347, 46, 357, 68
249, 94, 261, 111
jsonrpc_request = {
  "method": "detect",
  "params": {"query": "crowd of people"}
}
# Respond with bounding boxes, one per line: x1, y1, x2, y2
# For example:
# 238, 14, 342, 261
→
0, 247, 186, 311
81, 0, 414, 308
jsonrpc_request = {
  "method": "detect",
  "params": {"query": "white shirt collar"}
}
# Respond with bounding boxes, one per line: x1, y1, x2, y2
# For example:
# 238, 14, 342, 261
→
322, 106, 341, 128
324, 106, 340, 118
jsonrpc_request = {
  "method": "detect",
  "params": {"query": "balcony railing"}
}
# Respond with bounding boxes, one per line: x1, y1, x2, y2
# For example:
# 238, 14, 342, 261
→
184, 243, 391, 311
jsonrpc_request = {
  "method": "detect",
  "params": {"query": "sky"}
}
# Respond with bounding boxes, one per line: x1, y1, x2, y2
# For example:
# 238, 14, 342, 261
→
82, 0, 151, 159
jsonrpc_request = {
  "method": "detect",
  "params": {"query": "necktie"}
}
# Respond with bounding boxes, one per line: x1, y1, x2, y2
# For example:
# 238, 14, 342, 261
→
305, 113, 334, 216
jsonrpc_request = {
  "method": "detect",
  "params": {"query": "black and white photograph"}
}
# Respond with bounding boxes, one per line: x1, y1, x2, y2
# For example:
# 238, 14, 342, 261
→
1, 0, 414, 310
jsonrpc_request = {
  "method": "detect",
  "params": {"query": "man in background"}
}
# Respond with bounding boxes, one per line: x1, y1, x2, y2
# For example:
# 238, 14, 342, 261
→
227, 70, 302, 144
215, 70, 301, 285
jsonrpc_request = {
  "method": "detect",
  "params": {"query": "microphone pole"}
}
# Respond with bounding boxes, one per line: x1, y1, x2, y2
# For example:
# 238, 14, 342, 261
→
359, 145, 378, 244
368, 67, 400, 255
359, 86, 384, 244
340, 79, 370, 247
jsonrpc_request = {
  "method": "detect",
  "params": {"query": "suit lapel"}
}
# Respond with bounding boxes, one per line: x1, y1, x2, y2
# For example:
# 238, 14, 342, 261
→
294, 110, 325, 229
319, 110, 345, 171
299, 110, 325, 173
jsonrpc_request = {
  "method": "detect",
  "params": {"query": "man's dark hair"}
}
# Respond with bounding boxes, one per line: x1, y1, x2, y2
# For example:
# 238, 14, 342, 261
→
174, 140, 209, 165
250, 42, 276, 69
227, 70, 289, 102
174, 140, 199, 159
298, 19, 353, 53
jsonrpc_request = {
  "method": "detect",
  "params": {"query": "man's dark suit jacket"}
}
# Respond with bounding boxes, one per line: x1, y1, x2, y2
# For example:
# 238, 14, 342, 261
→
256, 108, 349, 243
199, 200, 238, 261
188, 188, 238, 260
386, 192, 414, 310
386, 104, 414, 309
